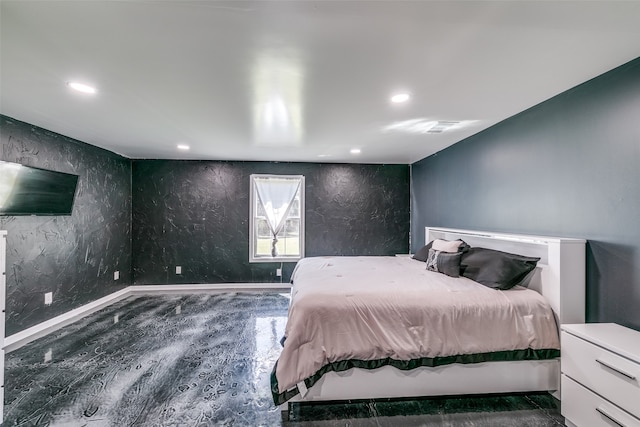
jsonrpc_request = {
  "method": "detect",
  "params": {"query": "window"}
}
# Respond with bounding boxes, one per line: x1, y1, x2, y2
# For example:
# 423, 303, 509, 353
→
250, 174, 304, 262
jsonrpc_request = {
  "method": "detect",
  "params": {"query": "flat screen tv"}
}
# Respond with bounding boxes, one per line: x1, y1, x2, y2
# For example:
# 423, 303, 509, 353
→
0, 160, 79, 216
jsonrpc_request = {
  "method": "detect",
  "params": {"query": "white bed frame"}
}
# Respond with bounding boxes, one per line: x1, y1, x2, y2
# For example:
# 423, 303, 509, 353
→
280, 227, 586, 416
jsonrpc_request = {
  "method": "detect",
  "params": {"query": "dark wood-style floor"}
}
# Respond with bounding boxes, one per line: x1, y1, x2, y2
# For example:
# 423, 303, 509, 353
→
3, 292, 565, 426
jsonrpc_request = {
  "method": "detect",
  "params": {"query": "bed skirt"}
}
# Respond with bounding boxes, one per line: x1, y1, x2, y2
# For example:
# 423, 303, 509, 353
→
271, 348, 560, 405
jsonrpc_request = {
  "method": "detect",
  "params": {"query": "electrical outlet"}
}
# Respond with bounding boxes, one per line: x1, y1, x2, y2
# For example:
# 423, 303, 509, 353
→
44, 292, 53, 306
276, 268, 282, 277
114, 270, 120, 280
176, 266, 182, 275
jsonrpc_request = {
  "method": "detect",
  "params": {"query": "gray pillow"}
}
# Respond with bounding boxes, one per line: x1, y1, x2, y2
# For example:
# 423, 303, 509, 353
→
413, 239, 470, 262
413, 241, 434, 262
460, 247, 540, 290
426, 249, 463, 277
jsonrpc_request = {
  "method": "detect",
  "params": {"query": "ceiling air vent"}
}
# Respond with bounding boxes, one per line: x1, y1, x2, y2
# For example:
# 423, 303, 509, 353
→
426, 121, 461, 134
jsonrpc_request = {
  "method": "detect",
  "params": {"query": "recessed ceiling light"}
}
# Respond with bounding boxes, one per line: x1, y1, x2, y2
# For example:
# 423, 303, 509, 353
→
317, 154, 331, 158
177, 144, 190, 150
390, 93, 410, 103
67, 82, 96, 94
350, 148, 361, 155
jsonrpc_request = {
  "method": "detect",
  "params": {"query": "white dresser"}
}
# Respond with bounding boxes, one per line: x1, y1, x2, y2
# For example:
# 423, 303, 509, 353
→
561, 323, 640, 427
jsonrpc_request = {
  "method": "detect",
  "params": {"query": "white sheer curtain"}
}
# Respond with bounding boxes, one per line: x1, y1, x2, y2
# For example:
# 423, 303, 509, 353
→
254, 177, 301, 257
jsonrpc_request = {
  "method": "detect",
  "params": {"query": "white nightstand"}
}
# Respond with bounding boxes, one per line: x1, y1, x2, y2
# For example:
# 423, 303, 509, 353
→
561, 323, 640, 427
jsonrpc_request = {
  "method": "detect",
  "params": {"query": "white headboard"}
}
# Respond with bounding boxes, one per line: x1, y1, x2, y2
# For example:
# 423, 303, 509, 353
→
425, 227, 586, 325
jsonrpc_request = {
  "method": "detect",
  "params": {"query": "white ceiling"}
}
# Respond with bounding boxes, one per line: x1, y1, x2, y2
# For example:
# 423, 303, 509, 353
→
1, 1, 639, 164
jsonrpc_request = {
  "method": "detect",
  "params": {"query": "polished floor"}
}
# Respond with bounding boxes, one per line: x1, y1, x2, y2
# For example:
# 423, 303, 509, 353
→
3, 292, 565, 426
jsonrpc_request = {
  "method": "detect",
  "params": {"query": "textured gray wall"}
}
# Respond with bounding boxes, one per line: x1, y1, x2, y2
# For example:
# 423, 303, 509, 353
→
1, 115, 132, 335
132, 160, 410, 284
411, 58, 640, 331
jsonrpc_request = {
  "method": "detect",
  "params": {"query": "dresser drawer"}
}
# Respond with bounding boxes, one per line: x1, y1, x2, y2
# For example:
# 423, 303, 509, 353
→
562, 331, 640, 419
562, 375, 640, 427
0, 349, 4, 422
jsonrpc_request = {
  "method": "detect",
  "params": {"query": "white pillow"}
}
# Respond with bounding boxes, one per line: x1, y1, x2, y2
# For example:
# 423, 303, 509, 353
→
431, 239, 463, 253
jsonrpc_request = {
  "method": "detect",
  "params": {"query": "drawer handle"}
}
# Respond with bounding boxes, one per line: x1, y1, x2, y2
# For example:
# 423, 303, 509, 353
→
595, 358, 637, 380
596, 407, 626, 427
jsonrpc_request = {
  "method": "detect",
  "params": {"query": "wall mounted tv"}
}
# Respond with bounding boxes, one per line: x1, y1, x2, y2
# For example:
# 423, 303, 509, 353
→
0, 160, 79, 216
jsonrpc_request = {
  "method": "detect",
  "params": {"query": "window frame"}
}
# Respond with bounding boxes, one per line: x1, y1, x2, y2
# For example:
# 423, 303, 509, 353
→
249, 174, 305, 263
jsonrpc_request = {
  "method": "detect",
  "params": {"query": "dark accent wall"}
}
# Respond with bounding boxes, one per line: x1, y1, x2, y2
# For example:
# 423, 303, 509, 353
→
1, 115, 132, 335
132, 160, 409, 284
411, 58, 640, 331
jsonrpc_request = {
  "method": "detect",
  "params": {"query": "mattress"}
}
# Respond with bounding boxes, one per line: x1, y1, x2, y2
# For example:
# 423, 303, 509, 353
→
271, 256, 560, 405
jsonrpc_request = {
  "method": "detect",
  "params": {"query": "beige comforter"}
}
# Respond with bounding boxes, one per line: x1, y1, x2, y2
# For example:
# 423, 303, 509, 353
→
275, 256, 560, 395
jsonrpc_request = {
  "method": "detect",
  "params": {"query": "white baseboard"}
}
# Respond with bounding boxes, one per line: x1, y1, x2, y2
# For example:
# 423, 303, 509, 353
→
3, 283, 290, 353
129, 283, 291, 294
3, 288, 132, 353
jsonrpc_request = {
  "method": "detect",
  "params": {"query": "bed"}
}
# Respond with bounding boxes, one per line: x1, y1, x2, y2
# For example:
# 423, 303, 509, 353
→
272, 227, 586, 417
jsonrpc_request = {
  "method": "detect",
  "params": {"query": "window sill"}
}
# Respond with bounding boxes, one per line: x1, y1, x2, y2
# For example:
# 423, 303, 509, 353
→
250, 257, 302, 263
